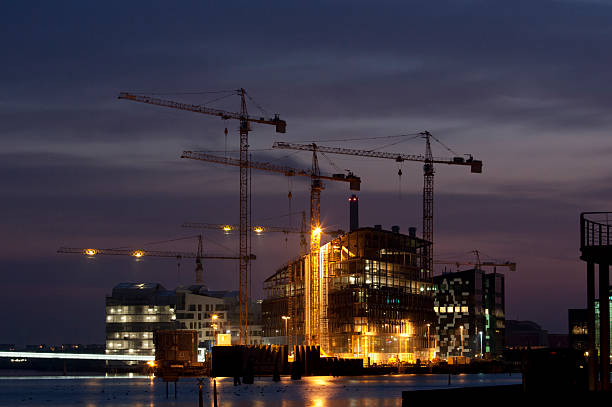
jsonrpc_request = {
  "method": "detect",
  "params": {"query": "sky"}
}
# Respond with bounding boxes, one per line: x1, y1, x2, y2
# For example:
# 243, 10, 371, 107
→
2, 0, 612, 345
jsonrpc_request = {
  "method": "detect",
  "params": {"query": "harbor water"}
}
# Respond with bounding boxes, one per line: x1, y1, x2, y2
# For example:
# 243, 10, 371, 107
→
0, 373, 521, 406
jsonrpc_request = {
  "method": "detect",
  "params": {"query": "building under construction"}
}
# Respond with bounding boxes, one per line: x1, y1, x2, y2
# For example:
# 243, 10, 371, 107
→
262, 225, 436, 364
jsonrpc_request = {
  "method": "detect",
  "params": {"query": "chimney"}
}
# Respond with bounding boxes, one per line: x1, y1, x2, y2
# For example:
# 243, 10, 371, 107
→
391, 225, 400, 234
374, 224, 382, 231
349, 194, 359, 232
408, 227, 417, 237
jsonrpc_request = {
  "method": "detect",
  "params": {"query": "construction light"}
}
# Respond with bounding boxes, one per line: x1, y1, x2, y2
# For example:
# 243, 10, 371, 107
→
146, 360, 157, 367
222, 225, 232, 232
212, 314, 218, 320
84, 249, 97, 256
312, 227, 322, 237
253, 226, 264, 234
132, 250, 145, 258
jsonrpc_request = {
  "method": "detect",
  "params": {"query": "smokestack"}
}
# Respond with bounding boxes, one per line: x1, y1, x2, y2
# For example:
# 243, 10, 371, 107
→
391, 225, 400, 234
349, 194, 359, 232
408, 227, 417, 237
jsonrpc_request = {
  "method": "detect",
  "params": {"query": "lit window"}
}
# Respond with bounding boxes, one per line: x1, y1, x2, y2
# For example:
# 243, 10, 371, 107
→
440, 307, 447, 313
461, 306, 468, 313
433, 307, 439, 313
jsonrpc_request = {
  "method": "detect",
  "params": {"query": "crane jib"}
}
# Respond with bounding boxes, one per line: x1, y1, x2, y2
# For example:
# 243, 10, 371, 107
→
118, 92, 286, 133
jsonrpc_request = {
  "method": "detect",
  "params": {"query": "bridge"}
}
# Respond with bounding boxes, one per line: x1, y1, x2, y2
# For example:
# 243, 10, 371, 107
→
0, 351, 154, 361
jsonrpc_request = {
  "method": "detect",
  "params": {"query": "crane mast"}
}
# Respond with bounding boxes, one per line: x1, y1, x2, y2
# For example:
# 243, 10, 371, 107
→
308, 149, 323, 346
238, 89, 250, 345
423, 131, 434, 279
119, 89, 285, 344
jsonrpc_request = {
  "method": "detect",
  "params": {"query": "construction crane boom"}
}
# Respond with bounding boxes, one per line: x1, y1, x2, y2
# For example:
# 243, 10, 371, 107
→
273, 141, 482, 173
434, 260, 516, 271
57, 246, 237, 260
435, 249, 516, 271
181, 151, 361, 189
58, 235, 239, 285
118, 92, 286, 133
182, 222, 300, 234
120, 88, 285, 344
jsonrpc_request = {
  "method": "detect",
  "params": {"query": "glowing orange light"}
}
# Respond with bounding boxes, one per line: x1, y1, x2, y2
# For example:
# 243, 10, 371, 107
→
222, 225, 232, 232
312, 227, 322, 237
84, 249, 97, 256
253, 226, 264, 234
146, 360, 157, 367
132, 250, 145, 258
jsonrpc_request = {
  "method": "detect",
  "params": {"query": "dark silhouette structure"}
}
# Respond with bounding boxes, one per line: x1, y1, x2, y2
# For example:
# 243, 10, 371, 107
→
349, 195, 359, 232
580, 212, 611, 391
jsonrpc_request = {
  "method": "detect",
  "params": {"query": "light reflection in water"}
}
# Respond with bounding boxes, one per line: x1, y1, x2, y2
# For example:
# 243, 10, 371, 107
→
0, 373, 522, 407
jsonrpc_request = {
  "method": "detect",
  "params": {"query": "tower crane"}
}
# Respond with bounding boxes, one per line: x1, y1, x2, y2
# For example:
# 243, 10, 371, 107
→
273, 133, 482, 281
119, 90, 286, 343
57, 235, 239, 285
181, 151, 360, 347
435, 250, 516, 272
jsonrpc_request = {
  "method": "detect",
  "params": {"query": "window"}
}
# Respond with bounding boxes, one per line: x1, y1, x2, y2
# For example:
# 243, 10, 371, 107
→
198, 304, 202, 311
189, 305, 196, 311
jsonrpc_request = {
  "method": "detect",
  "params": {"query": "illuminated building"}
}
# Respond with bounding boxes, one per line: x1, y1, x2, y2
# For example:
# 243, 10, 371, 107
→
433, 269, 505, 359
263, 226, 436, 364
105, 283, 179, 357
105, 284, 263, 359
569, 287, 612, 353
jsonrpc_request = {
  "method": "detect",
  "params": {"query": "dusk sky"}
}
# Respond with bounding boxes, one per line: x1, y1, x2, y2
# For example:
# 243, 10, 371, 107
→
2, 1, 612, 345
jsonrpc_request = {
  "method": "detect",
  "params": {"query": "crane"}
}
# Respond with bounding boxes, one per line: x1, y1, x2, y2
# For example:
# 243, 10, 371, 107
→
181, 150, 360, 347
273, 133, 482, 281
57, 235, 239, 285
435, 250, 516, 272
119, 89, 286, 343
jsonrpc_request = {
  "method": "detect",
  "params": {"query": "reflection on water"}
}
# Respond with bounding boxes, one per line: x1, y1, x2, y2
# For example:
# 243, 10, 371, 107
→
0, 373, 521, 407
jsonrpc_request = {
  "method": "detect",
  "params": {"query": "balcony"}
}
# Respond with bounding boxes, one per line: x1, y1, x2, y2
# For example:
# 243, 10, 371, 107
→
580, 212, 612, 263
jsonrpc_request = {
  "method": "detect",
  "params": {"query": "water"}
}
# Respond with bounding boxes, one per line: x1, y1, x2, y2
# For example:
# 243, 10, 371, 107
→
0, 373, 521, 406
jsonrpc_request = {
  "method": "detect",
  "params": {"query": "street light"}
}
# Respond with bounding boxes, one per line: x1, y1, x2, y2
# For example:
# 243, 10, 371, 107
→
426, 323, 430, 349
281, 316, 291, 345
479, 331, 483, 358
210, 314, 219, 349
459, 326, 464, 356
